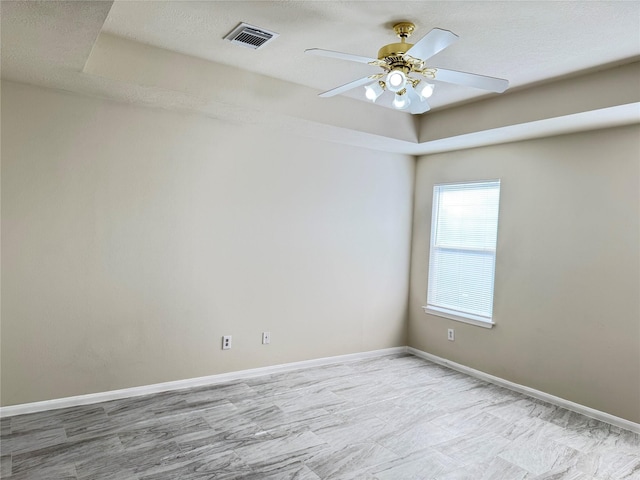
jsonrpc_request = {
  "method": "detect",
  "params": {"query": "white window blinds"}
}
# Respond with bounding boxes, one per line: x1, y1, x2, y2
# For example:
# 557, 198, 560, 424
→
427, 180, 501, 324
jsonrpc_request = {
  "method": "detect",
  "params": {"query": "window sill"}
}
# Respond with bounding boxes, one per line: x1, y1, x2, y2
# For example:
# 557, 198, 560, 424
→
422, 306, 495, 329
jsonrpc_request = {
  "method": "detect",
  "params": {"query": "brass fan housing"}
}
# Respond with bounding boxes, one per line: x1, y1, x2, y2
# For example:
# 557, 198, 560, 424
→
377, 22, 415, 60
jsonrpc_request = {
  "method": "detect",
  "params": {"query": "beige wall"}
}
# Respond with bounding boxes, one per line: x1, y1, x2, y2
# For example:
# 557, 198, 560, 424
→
3, 79, 639, 425
0, 81, 414, 406
409, 125, 640, 423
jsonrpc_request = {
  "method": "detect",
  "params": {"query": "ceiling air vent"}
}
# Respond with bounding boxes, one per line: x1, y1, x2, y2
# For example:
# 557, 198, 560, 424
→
224, 22, 279, 50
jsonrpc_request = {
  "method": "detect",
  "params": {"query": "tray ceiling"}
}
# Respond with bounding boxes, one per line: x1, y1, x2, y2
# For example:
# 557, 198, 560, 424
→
1, 1, 639, 153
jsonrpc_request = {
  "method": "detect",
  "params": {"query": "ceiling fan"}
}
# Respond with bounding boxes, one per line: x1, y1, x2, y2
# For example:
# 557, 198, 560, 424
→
305, 22, 509, 115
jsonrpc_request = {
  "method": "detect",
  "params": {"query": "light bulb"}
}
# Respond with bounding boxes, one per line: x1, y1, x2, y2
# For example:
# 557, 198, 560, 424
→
392, 90, 411, 110
415, 81, 435, 100
364, 81, 385, 102
386, 70, 407, 93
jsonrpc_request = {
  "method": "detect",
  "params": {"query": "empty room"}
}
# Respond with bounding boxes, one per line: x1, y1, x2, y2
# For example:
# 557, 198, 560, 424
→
1, 1, 639, 479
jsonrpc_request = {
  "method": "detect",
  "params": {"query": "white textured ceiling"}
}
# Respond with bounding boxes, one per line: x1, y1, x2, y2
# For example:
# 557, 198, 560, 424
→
101, 1, 640, 108
1, 1, 639, 153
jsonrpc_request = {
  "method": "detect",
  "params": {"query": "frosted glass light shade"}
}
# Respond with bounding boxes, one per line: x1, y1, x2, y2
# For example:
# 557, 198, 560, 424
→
364, 81, 384, 102
386, 70, 407, 93
392, 91, 411, 109
415, 81, 435, 99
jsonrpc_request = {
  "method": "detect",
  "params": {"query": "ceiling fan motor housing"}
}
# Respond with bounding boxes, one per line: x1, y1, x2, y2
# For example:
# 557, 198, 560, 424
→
378, 22, 417, 73
378, 45, 413, 63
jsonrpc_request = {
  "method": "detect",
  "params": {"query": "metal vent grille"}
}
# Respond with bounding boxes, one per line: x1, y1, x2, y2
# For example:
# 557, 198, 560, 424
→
224, 23, 279, 50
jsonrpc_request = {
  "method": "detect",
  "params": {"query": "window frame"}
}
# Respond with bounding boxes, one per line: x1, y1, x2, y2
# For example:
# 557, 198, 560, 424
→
423, 179, 501, 329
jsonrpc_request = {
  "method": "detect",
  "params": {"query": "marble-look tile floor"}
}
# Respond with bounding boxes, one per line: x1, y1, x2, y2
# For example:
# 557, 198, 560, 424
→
1, 353, 639, 479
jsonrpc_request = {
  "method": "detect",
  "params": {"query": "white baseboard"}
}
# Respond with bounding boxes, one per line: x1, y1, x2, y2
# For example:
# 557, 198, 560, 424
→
3, 345, 638, 435
0, 347, 407, 418
407, 347, 640, 434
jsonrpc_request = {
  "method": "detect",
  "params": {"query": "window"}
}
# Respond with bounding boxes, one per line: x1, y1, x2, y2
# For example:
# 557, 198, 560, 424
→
424, 180, 501, 328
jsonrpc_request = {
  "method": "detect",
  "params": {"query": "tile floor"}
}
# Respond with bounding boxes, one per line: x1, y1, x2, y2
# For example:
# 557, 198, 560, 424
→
0, 353, 638, 479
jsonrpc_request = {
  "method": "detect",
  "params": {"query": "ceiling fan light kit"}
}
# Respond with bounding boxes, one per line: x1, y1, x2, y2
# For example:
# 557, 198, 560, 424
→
392, 89, 411, 110
386, 70, 407, 92
305, 21, 509, 114
364, 81, 385, 102
415, 81, 435, 99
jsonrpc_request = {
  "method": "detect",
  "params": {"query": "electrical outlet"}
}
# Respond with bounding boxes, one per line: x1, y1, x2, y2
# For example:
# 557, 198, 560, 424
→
222, 335, 232, 350
447, 329, 455, 341
262, 331, 271, 345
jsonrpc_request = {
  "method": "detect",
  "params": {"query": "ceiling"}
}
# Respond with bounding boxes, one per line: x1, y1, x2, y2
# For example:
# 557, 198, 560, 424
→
100, 1, 639, 108
1, 1, 639, 153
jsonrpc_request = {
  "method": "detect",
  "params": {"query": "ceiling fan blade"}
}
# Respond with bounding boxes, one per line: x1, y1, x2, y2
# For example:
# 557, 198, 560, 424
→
404, 28, 459, 61
406, 87, 431, 115
433, 68, 509, 93
305, 48, 377, 65
318, 75, 378, 98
